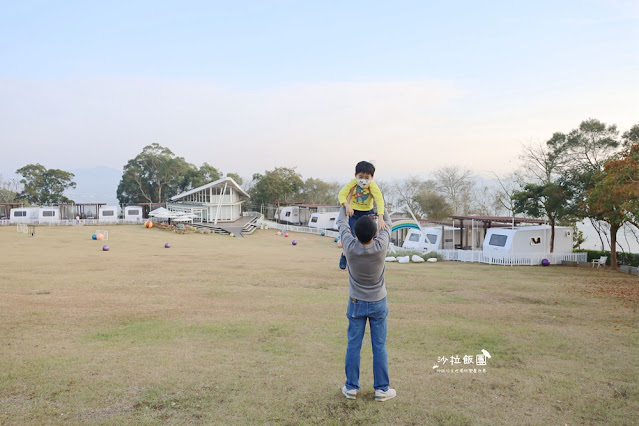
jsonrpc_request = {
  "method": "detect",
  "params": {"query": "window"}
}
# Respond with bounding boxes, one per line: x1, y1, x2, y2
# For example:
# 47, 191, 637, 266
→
311, 217, 318, 223
329, 218, 335, 222
14, 211, 24, 217
285, 212, 291, 217
128, 210, 140, 216
42, 211, 55, 217
102, 210, 114, 216
489, 234, 508, 247
565, 230, 572, 237
530, 237, 541, 245
409, 233, 420, 242
426, 234, 438, 244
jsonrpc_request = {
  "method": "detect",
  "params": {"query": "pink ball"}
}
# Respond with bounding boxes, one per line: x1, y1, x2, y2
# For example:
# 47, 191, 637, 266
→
284, 233, 289, 237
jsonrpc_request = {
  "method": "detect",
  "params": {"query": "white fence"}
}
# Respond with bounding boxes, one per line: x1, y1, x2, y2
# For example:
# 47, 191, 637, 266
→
437, 249, 587, 266
258, 219, 340, 239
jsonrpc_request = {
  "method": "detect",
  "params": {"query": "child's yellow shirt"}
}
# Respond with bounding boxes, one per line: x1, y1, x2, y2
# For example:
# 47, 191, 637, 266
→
338, 178, 385, 215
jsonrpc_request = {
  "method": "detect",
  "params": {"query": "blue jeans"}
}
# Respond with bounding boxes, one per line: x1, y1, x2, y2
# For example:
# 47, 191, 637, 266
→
348, 209, 375, 238
344, 297, 389, 391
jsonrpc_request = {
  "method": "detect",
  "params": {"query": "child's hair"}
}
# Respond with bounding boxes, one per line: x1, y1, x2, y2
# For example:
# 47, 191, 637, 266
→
354, 215, 377, 243
355, 161, 375, 177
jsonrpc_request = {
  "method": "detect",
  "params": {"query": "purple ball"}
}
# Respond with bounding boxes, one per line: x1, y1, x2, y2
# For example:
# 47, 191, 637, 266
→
102, 245, 110, 251
541, 258, 550, 266
165, 243, 171, 248
292, 240, 297, 245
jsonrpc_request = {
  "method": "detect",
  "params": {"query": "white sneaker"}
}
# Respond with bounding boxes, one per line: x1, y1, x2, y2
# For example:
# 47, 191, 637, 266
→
342, 386, 357, 399
375, 388, 397, 402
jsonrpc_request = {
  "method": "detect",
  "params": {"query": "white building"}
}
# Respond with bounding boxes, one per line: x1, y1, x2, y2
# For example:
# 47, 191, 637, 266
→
10, 207, 40, 223
167, 177, 249, 223
482, 225, 574, 259
124, 206, 144, 222
98, 205, 120, 223
308, 211, 339, 230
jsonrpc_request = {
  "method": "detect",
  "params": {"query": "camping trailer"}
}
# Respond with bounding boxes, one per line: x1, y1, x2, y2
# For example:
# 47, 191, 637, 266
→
38, 207, 61, 223
308, 212, 339, 230
482, 225, 573, 259
402, 226, 462, 252
124, 206, 143, 222
274, 206, 304, 225
10, 207, 39, 223
99, 205, 120, 223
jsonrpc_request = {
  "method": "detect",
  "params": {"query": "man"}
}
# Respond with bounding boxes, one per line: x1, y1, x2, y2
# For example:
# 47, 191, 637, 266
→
336, 206, 397, 402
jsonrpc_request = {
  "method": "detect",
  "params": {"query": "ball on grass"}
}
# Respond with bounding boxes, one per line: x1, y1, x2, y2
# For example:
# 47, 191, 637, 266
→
292, 240, 297, 245
284, 233, 289, 237
321, 232, 325, 236
541, 259, 550, 267
334, 236, 340, 243
102, 245, 110, 251
92, 234, 97, 240
145, 221, 153, 228
165, 243, 171, 248
96, 233, 104, 241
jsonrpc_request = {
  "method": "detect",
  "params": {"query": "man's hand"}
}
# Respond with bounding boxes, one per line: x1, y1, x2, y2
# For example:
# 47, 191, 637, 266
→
345, 204, 355, 217
378, 218, 387, 231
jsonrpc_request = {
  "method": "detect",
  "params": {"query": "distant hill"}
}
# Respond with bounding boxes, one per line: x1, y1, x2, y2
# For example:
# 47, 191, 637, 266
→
65, 166, 122, 206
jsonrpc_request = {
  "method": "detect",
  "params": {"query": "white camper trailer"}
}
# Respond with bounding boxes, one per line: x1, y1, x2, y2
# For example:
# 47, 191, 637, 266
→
124, 206, 143, 222
402, 226, 462, 252
10, 207, 39, 223
482, 225, 573, 261
308, 212, 339, 230
38, 206, 61, 223
274, 206, 300, 224
99, 205, 120, 223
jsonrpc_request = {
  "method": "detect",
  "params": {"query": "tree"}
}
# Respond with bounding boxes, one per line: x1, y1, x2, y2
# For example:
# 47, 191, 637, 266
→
586, 143, 639, 269
491, 171, 525, 216
298, 178, 340, 205
513, 134, 585, 252
621, 124, 639, 149
117, 143, 193, 204
551, 119, 622, 247
433, 166, 474, 215
249, 167, 304, 216
226, 173, 243, 186
413, 189, 453, 220
512, 182, 573, 253
175, 163, 222, 194
0, 173, 21, 203
15, 163, 76, 205
392, 176, 431, 217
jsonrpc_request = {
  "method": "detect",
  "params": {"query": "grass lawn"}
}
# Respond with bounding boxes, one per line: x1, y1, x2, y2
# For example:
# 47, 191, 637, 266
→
0, 225, 638, 425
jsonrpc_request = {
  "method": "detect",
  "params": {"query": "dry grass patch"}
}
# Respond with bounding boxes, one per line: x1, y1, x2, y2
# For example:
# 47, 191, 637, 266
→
0, 225, 637, 424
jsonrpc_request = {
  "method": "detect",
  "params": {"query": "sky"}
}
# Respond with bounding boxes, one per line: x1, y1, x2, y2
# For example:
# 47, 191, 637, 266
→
1, 0, 638, 184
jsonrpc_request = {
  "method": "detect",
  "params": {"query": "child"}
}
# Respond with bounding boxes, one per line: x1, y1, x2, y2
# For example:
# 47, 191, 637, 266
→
337, 160, 386, 269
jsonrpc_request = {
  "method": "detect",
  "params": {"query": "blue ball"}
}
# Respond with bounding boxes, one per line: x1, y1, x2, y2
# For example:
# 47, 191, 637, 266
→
321, 232, 325, 237
92, 234, 97, 240
334, 237, 339, 242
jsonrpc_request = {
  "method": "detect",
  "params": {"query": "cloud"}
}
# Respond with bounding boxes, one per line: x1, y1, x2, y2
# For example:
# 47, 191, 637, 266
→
0, 76, 637, 183
0, 77, 464, 179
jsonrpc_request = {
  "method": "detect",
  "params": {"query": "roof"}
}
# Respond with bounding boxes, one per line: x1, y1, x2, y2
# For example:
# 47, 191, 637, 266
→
449, 215, 546, 225
487, 225, 572, 233
170, 177, 249, 201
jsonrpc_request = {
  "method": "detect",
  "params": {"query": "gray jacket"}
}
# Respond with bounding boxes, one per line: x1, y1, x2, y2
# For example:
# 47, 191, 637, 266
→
336, 207, 392, 302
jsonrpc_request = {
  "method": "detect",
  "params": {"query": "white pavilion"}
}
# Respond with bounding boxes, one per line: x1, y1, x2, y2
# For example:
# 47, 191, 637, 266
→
167, 177, 250, 224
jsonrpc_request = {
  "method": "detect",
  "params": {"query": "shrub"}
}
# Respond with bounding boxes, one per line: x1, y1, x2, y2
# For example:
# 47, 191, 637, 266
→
574, 249, 639, 266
